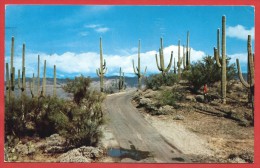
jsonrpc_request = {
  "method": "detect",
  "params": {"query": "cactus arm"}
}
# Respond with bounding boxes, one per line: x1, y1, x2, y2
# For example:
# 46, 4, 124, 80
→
236, 59, 250, 88
132, 59, 138, 75
96, 68, 101, 77
103, 59, 106, 70
103, 67, 107, 74
155, 53, 162, 71
214, 47, 222, 67
165, 51, 173, 72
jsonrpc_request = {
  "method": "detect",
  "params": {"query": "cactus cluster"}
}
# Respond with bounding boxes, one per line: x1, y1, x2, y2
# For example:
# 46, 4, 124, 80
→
5, 37, 57, 101
132, 40, 147, 90
214, 16, 227, 104
155, 38, 173, 76
96, 38, 107, 92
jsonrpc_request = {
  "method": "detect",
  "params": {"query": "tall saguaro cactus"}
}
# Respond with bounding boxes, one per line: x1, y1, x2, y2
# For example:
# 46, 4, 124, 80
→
118, 67, 125, 91
5, 63, 10, 102
177, 40, 183, 78
42, 60, 46, 97
185, 31, 191, 69
30, 73, 35, 98
214, 15, 227, 104
53, 65, 57, 97
21, 43, 26, 96
96, 37, 107, 92
236, 35, 254, 104
183, 45, 186, 69
173, 57, 176, 74
37, 55, 40, 96
132, 40, 147, 90
155, 38, 173, 76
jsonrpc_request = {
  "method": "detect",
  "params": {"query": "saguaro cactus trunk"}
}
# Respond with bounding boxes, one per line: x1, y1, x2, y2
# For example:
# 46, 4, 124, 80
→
186, 31, 190, 69
118, 67, 125, 92
96, 37, 107, 92
37, 55, 40, 97
5, 63, 10, 103
53, 65, 57, 97
177, 40, 183, 79
132, 40, 147, 90
155, 37, 173, 76
42, 60, 46, 97
214, 16, 227, 104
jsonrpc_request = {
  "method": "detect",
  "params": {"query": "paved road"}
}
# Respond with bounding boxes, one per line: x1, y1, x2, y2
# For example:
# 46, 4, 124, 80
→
103, 90, 192, 163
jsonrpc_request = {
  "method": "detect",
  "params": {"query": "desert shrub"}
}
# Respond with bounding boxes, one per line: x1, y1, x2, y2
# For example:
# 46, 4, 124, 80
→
156, 88, 185, 108
183, 55, 236, 92
145, 71, 179, 90
62, 75, 92, 104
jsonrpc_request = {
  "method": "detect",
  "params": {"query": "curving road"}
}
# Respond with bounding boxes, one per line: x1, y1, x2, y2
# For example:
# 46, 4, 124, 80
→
103, 90, 192, 163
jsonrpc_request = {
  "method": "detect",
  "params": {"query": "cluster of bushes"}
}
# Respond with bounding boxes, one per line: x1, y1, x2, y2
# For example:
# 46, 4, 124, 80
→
5, 75, 104, 149
144, 71, 179, 90
183, 55, 236, 92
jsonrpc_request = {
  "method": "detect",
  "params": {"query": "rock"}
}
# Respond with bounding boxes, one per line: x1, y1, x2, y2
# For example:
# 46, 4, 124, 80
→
57, 146, 104, 162
195, 95, 205, 103
173, 114, 185, 120
158, 105, 173, 114
44, 134, 66, 153
139, 98, 153, 106
185, 95, 196, 102
79, 146, 104, 159
57, 149, 91, 162
15, 143, 29, 156
143, 89, 157, 98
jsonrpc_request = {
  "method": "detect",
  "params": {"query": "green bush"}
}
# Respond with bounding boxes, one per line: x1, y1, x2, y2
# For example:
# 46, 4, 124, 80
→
183, 55, 236, 92
145, 71, 179, 90
5, 75, 105, 148
156, 88, 185, 108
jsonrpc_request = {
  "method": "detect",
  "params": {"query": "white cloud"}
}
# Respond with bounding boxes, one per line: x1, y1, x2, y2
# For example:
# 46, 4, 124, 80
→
95, 27, 109, 33
226, 25, 255, 40
84, 24, 100, 28
5, 45, 206, 78
85, 24, 110, 33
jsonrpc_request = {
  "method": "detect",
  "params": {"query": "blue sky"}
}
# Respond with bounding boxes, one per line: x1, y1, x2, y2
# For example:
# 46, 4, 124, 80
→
5, 5, 255, 78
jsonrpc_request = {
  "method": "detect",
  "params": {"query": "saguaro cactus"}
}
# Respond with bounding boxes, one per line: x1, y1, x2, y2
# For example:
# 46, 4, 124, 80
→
5, 63, 10, 102
21, 43, 26, 96
177, 40, 183, 78
183, 45, 186, 69
236, 35, 254, 104
53, 65, 57, 97
37, 55, 40, 96
42, 60, 46, 97
118, 67, 125, 91
30, 73, 35, 98
185, 31, 191, 69
96, 37, 107, 92
18, 69, 21, 90
155, 38, 173, 76
132, 40, 147, 90
214, 15, 227, 104
173, 57, 177, 74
